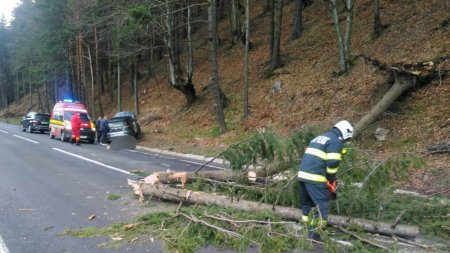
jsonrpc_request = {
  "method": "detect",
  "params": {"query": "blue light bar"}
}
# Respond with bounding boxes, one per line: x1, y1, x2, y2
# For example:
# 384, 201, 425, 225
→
63, 99, 73, 103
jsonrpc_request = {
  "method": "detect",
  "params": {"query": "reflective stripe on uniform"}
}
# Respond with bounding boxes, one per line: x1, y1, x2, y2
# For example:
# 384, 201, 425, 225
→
305, 148, 342, 161
297, 171, 327, 182
327, 152, 342, 161
326, 167, 338, 174
305, 148, 327, 160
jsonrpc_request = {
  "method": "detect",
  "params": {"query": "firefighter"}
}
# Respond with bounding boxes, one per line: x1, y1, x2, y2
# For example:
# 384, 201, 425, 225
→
298, 120, 353, 241
70, 112, 82, 146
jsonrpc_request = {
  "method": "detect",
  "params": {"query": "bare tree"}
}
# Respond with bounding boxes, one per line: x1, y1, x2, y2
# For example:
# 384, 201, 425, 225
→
208, 0, 227, 134
165, 0, 197, 106
373, 0, 382, 37
243, 0, 250, 118
269, 0, 283, 72
291, 0, 303, 39
328, 0, 355, 74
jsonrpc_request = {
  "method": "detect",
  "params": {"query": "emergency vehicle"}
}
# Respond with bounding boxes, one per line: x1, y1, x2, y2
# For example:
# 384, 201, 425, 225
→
49, 100, 96, 143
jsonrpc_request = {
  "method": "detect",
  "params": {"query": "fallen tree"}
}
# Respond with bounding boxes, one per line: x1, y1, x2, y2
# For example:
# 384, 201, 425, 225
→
427, 139, 450, 154
353, 55, 449, 137
128, 180, 419, 238
150, 165, 284, 186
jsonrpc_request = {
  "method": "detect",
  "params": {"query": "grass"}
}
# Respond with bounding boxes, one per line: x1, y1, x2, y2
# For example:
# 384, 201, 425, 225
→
107, 194, 121, 201
0, 117, 21, 125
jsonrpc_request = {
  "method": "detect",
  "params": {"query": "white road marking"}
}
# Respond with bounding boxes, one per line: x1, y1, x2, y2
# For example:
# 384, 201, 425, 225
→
0, 130, 8, 134
13, 135, 39, 144
52, 148, 131, 175
0, 235, 10, 253
161, 163, 171, 167
127, 149, 228, 170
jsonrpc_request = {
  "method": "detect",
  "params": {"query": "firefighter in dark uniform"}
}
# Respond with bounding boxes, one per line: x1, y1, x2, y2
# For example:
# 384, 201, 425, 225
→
298, 120, 353, 241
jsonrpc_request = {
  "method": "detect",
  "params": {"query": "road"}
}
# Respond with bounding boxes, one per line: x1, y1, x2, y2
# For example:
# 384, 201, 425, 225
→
0, 122, 226, 253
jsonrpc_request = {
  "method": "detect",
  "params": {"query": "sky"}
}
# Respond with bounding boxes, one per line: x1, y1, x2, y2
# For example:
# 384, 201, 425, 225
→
0, 0, 20, 24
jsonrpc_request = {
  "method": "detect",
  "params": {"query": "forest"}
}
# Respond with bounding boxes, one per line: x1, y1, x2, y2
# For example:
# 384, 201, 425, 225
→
0, 0, 449, 252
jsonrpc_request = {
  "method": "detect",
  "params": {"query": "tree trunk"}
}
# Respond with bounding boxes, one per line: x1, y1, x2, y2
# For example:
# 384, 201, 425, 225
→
107, 37, 113, 104
373, 0, 382, 37
269, 0, 283, 71
354, 68, 417, 137
243, 0, 250, 118
131, 183, 420, 237
344, 0, 354, 61
133, 60, 139, 115
229, 0, 241, 46
186, 2, 194, 87
85, 43, 96, 115
291, 0, 303, 39
209, 0, 227, 134
269, 0, 274, 57
37, 87, 42, 110
329, 0, 347, 73
165, 0, 197, 106
117, 61, 122, 112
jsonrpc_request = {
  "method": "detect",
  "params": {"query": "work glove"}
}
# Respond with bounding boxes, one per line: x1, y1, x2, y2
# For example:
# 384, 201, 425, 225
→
327, 180, 338, 200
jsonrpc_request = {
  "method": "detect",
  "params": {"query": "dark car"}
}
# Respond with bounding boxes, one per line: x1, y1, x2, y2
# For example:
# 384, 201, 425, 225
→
107, 111, 141, 141
20, 112, 50, 133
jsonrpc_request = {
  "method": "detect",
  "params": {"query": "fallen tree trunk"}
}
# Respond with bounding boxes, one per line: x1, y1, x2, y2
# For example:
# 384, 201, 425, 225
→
153, 164, 284, 185
129, 181, 419, 237
427, 140, 450, 154
353, 55, 449, 137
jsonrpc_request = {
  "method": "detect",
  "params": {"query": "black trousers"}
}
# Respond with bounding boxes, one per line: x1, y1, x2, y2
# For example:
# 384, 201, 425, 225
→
299, 180, 330, 221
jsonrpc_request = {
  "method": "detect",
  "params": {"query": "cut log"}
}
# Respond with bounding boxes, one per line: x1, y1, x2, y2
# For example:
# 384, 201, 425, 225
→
129, 181, 419, 237
153, 165, 284, 185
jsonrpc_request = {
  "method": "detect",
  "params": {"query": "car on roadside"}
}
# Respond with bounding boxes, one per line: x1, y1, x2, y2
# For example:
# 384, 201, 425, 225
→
107, 111, 141, 141
20, 112, 50, 133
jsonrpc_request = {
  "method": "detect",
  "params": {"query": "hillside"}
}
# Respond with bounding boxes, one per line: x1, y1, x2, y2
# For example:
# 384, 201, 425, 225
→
4, 0, 450, 195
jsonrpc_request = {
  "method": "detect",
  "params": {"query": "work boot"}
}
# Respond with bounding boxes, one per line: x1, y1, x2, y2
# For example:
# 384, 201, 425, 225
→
70, 138, 74, 144
308, 230, 322, 242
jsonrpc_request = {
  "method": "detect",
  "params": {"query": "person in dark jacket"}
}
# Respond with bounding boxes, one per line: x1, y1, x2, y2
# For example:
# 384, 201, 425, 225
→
96, 116, 102, 143
99, 115, 110, 145
70, 113, 82, 146
298, 120, 353, 241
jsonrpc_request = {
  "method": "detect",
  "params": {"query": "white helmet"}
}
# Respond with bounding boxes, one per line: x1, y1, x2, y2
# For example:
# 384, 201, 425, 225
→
334, 120, 354, 140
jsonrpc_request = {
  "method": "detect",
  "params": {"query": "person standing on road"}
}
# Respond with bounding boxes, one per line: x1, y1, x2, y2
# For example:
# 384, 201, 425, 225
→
70, 112, 82, 146
298, 120, 353, 241
96, 116, 102, 143
100, 115, 110, 145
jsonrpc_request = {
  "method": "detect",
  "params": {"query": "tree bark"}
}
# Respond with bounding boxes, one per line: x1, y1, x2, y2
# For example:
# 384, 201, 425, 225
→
373, 0, 382, 37
243, 0, 250, 118
209, 0, 227, 134
354, 55, 449, 136
344, 0, 354, 60
269, 0, 283, 71
329, 0, 347, 73
133, 59, 139, 115
354, 68, 417, 136
165, 0, 197, 106
117, 61, 122, 112
130, 183, 420, 237
291, 0, 303, 39
229, 0, 241, 46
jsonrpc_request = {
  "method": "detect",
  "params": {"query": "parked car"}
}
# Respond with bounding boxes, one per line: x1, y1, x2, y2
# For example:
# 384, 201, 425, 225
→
20, 112, 50, 133
107, 111, 141, 141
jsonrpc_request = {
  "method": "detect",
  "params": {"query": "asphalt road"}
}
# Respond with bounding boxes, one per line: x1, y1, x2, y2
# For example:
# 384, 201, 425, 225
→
0, 122, 226, 253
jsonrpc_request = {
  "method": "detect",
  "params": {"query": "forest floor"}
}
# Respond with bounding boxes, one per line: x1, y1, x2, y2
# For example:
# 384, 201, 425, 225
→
3, 0, 450, 197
